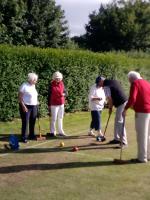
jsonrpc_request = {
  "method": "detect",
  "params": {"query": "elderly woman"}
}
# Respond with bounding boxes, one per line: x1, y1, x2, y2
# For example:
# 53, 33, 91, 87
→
123, 71, 150, 163
88, 76, 106, 141
48, 71, 67, 137
18, 73, 38, 143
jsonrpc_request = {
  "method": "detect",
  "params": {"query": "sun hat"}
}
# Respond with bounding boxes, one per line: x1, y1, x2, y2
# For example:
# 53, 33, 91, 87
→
52, 71, 63, 80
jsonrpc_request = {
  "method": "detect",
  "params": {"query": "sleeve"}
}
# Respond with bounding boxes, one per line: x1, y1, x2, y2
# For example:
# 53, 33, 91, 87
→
125, 82, 138, 110
88, 85, 95, 101
19, 83, 25, 93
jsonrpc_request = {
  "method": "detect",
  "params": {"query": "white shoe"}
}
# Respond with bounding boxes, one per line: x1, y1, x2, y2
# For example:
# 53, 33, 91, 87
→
97, 130, 103, 137
88, 130, 96, 137
58, 132, 67, 136
121, 143, 128, 149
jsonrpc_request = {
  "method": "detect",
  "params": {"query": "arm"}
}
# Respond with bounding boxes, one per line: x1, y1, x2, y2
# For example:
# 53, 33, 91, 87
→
123, 82, 138, 117
107, 96, 113, 114
125, 82, 138, 110
91, 97, 102, 101
18, 91, 28, 112
104, 87, 113, 113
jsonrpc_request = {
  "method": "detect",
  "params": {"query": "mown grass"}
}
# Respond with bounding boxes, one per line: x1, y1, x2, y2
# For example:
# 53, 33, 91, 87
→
0, 110, 150, 200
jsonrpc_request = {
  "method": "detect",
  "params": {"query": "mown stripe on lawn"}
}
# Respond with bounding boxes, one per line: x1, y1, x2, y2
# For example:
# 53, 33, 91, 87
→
0, 130, 87, 157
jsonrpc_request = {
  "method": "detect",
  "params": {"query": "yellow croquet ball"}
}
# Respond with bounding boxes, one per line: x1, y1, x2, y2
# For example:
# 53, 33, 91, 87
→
60, 141, 65, 147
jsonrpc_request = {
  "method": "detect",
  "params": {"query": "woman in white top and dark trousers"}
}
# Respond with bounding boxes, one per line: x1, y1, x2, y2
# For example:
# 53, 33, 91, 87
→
18, 73, 38, 143
88, 76, 106, 141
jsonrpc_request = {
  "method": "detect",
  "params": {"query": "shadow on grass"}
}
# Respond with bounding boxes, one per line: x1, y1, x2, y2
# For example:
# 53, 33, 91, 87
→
1, 133, 110, 142
0, 160, 136, 174
0, 133, 91, 143
0, 142, 119, 154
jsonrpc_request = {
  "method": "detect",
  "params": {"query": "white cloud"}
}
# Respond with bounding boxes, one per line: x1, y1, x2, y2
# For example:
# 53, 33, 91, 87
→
55, 0, 112, 36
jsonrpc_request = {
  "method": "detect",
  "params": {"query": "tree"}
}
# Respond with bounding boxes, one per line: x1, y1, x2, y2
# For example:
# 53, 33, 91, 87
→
0, 0, 69, 48
82, 0, 150, 51
0, 0, 26, 44
71, 35, 87, 49
23, 0, 69, 47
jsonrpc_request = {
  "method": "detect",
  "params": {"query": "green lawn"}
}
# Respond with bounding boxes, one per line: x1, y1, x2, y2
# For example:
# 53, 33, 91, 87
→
0, 110, 150, 200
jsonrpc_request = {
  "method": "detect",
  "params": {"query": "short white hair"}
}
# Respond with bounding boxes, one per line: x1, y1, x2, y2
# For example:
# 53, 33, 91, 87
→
127, 71, 142, 81
28, 72, 38, 82
52, 71, 63, 80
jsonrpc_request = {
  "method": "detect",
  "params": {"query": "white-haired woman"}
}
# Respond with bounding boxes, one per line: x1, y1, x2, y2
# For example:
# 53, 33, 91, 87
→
18, 73, 38, 143
48, 71, 67, 137
123, 71, 150, 163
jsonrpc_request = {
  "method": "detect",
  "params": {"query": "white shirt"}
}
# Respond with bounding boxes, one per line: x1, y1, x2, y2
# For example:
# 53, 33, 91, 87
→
19, 82, 38, 105
88, 84, 106, 111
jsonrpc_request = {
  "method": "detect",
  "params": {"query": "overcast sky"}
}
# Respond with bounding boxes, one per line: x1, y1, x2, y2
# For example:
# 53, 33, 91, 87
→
55, 0, 112, 37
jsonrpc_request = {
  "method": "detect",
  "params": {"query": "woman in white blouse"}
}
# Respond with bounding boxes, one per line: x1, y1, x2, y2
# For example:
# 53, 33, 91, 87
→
88, 76, 106, 141
18, 73, 38, 143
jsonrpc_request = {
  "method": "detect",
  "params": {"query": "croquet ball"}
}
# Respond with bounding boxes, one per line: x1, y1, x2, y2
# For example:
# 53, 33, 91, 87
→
72, 146, 79, 152
60, 142, 65, 147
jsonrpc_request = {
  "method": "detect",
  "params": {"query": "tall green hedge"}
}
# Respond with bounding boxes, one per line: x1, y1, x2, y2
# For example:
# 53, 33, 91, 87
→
0, 45, 150, 121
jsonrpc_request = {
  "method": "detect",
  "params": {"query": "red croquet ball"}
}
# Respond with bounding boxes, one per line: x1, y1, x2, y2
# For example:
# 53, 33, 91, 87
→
73, 146, 79, 152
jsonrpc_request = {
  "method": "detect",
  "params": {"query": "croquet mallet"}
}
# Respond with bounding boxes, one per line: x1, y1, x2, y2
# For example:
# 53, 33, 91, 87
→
36, 107, 46, 141
103, 112, 112, 137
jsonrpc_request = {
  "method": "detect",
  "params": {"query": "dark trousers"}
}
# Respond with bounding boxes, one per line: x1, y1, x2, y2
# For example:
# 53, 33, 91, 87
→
90, 110, 101, 131
19, 104, 38, 140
